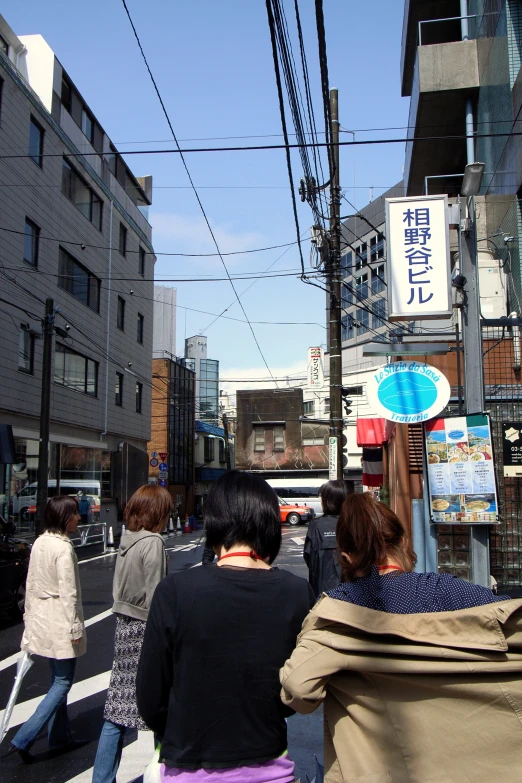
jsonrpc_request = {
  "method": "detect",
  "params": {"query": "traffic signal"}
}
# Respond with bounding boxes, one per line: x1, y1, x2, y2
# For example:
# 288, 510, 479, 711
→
341, 387, 353, 416
342, 433, 348, 468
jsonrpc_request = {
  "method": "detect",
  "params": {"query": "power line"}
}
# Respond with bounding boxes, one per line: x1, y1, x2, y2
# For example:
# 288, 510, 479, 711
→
0, 226, 305, 258
120, 0, 280, 390
5, 130, 522, 160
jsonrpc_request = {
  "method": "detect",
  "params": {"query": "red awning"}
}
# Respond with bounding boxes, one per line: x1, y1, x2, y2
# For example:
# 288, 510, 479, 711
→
356, 417, 387, 447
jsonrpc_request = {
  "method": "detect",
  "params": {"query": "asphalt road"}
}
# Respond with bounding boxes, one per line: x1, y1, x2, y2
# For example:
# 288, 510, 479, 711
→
0, 527, 323, 783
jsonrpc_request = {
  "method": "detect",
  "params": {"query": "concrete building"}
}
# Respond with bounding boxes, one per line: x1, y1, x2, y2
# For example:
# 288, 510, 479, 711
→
148, 355, 195, 518
0, 15, 155, 523
399, 0, 522, 591
153, 285, 177, 358
184, 335, 219, 423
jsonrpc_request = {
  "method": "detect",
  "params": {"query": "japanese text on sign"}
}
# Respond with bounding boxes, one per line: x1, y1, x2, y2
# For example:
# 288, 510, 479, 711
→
385, 195, 451, 321
307, 347, 324, 388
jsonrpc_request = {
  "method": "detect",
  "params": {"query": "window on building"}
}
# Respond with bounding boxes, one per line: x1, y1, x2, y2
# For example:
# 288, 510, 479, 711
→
273, 426, 285, 452
324, 398, 330, 414
58, 247, 100, 312
342, 313, 355, 341
342, 282, 353, 309
370, 233, 384, 262
355, 272, 368, 301
357, 308, 369, 334
204, 436, 215, 462
219, 439, 226, 464
61, 158, 102, 230
119, 223, 127, 256
117, 296, 125, 330
115, 372, 123, 406
138, 246, 146, 276
303, 400, 315, 415
372, 298, 386, 329
357, 242, 367, 267
340, 250, 352, 278
18, 326, 34, 374
29, 116, 44, 167
137, 313, 144, 344
54, 344, 98, 396
81, 108, 94, 143
371, 265, 386, 294
136, 381, 143, 413
0, 34, 8, 56
23, 218, 40, 267
61, 76, 72, 113
254, 427, 265, 452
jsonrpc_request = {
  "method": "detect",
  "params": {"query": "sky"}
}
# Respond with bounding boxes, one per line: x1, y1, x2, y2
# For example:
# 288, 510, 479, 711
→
8, 0, 409, 393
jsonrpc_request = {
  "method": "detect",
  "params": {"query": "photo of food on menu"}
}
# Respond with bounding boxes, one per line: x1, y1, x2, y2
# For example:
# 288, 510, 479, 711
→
425, 414, 499, 523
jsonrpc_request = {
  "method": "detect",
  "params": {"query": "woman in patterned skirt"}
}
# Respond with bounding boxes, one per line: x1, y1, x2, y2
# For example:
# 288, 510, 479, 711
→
91, 484, 171, 783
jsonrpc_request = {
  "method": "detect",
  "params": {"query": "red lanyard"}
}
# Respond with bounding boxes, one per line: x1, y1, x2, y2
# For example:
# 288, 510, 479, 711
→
218, 550, 262, 562
376, 565, 404, 573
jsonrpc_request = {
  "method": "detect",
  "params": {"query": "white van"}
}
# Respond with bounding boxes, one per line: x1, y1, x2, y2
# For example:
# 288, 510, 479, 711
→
11, 480, 101, 520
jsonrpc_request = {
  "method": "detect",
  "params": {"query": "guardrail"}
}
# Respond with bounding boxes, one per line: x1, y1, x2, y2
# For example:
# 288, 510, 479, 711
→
68, 522, 107, 552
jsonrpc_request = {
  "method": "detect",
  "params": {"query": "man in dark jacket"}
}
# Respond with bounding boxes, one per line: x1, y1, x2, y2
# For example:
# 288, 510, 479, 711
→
304, 480, 353, 597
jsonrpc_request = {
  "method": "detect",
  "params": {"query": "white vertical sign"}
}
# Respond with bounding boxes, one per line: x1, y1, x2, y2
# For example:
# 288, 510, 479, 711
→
329, 436, 338, 480
307, 347, 324, 388
385, 194, 451, 321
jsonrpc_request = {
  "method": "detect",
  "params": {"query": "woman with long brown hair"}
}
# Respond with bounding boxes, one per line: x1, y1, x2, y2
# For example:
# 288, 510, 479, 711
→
281, 493, 522, 783
91, 484, 171, 783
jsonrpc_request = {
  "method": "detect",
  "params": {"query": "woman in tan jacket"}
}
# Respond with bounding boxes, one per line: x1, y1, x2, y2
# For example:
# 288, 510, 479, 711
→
281, 493, 522, 783
5, 495, 86, 763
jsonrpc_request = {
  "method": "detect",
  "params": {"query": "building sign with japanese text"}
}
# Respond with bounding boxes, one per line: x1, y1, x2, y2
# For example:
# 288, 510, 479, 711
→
307, 346, 324, 388
385, 194, 451, 321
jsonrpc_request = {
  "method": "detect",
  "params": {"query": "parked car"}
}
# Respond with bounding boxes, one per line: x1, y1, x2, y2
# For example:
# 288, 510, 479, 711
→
279, 498, 315, 526
0, 515, 31, 618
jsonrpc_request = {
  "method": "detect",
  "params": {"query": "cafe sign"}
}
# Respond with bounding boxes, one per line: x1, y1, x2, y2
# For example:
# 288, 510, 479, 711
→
366, 361, 451, 423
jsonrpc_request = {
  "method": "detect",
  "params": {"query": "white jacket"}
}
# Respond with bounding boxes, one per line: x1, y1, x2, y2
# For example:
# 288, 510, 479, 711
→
22, 531, 86, 659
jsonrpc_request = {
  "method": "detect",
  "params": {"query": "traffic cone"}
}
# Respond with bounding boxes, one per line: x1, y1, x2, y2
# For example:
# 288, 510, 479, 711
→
121, 524, 126, 540
184, 515, 190, 534
107, 526, 115, 548
168, 516, 175, 534
176, 516, 182, 536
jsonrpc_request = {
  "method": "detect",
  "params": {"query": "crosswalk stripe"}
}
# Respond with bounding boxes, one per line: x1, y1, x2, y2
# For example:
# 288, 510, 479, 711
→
0, 670, 111, 730
0, 609, 114, 672
291, 537, 306, 545
64, 730, 154, 783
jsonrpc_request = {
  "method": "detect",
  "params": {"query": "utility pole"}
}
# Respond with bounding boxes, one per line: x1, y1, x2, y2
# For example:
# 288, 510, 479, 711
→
328, 88, 343, 479
460, 198, 489, 587
222, 413, 232, 471
36, 298, 55, 536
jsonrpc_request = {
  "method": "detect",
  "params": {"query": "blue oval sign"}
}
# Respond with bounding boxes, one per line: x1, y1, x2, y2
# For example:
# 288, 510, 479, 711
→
377, 373, 438, 415
448, 429, 465, 440
367, 361, 451, 423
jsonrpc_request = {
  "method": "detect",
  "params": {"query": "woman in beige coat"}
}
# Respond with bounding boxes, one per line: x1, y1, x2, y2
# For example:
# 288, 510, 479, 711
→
281, 493, 522, 783
5, 495, 86, 763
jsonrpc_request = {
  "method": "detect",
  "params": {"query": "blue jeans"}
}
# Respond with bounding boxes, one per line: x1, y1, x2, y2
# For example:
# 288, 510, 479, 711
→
91, 720, 127, 783
12, 657, 76, 751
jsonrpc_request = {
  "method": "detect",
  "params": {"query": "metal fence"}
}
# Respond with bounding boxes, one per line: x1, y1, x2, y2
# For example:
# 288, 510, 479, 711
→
482, 318, 522, 591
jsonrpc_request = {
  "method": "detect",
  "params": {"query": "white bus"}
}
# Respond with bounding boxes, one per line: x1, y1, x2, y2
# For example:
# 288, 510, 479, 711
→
265, 478, 325, 515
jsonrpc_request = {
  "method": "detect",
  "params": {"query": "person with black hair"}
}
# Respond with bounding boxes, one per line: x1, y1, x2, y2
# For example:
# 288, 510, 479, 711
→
303, 479, 352, 597
137, 470, 314, 783
3, 496, 86, 764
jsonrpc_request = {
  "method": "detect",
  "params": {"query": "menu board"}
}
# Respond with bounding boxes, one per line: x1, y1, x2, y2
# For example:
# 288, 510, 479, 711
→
425, 414, 499, 524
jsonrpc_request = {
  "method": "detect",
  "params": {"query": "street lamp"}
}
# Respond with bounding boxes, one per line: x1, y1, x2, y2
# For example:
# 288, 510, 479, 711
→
461, 162, 485, 197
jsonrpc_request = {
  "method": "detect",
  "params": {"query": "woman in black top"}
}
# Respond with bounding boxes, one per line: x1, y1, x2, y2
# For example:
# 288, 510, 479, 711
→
136, 471, 314, 783
303, 479, 352, 597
